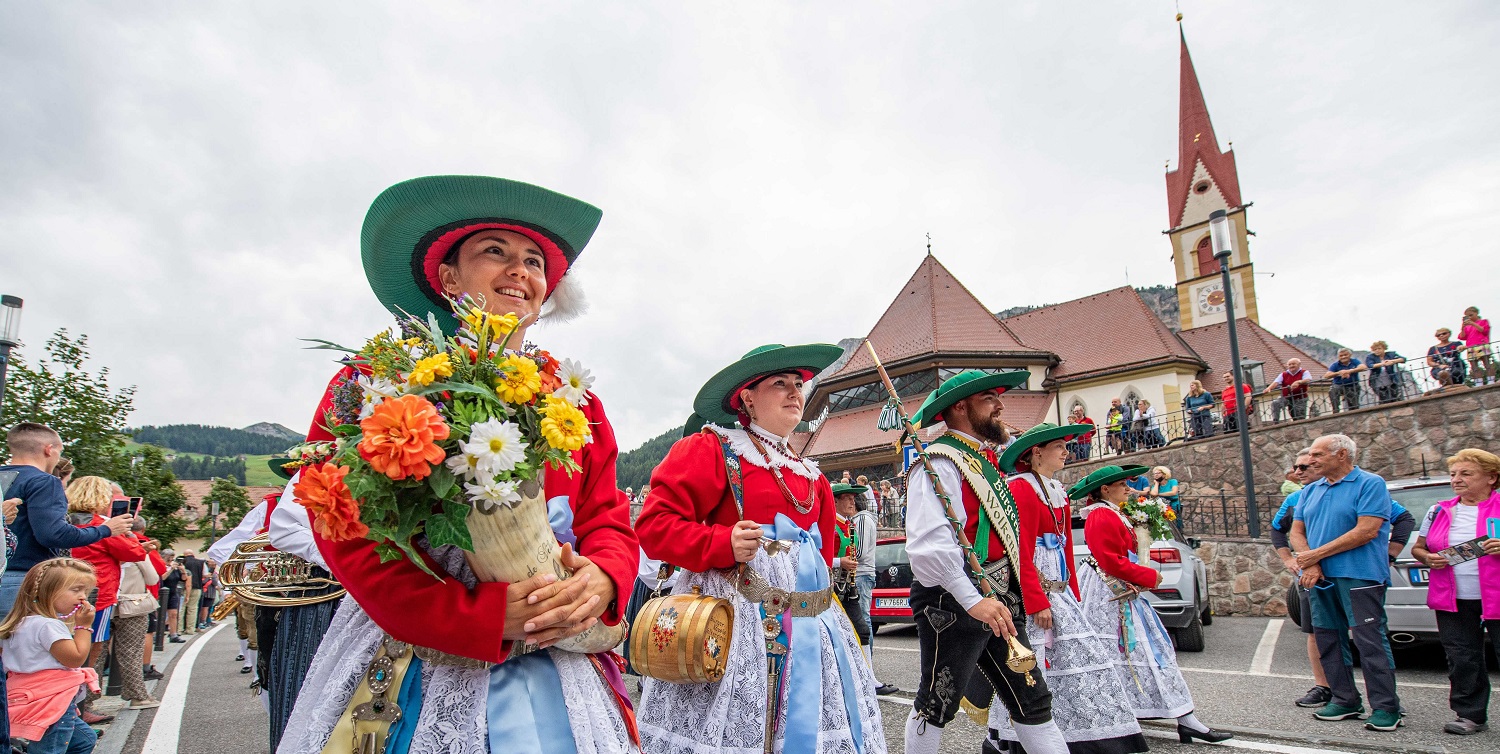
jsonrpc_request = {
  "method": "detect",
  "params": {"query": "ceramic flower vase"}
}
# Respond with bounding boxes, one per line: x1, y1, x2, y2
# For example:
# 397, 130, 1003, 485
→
1134, 525, 1155, 567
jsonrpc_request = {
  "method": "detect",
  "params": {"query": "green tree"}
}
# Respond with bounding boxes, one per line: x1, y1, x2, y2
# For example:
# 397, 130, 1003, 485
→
121, 446, 190, 545
0, 329, 136, 477
201, 477, 253, 546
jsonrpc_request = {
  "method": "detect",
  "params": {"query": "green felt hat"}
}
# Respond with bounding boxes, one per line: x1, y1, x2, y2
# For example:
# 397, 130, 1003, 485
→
692, 344, 844, 426
1066, 464, 1150, 501
997, 423, 1094, 474
830, 482, 869, 497
361, 175, 603, 334
681, 412, 709, 438
915, 370, 1030, 428
267, 456, 296, 481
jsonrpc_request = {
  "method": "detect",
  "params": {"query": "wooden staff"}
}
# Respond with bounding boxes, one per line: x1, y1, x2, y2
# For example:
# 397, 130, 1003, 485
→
862, 340, 1001, 598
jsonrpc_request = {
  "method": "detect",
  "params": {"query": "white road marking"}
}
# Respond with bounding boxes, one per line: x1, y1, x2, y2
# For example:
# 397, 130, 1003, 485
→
875, 645, 921, 653
1249, 619, 1283, 674
142, 623, 229, 754
1143, 728, 1357, 753
877, 695, 914, 706
1178, 665, 1448, 690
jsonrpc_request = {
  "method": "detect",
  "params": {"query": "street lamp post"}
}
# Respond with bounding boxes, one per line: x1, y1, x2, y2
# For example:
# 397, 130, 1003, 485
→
0, 296, 23, 410
1208, 210, 1260, 537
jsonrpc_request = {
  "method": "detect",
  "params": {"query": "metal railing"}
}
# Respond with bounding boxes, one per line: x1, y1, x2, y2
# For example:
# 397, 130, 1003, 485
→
1063, 361, 1469, 465
1174, 493, 1279, 541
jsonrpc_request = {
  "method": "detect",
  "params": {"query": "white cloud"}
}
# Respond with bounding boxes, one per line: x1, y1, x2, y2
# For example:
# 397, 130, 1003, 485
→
3, 2, 1497, 449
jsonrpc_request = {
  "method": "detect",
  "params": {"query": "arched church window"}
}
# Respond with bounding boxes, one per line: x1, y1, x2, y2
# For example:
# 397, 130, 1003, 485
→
1195, 235, 1220, 276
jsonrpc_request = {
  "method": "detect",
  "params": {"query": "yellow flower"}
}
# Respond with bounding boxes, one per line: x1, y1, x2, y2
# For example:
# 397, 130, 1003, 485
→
407, 353, 454, 387
1163, 508, 1177, 521
461, 307, 521, 341
540, 397, 591, 451
494, 355, 542, 404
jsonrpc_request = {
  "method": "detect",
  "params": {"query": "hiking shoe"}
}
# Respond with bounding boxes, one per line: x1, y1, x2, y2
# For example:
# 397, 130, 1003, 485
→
1364, 710, 1403, 731
143, 666, 164, 680
1313, 702, 1364, 721
1444, 718, 1487, 735
1295, 685, 1331, 708
127, 698, 161, 710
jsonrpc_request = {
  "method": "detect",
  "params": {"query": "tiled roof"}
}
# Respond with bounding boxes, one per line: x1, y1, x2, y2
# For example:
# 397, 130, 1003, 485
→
829, 254, 1044, 381
1000, 287, 1203, 382
1166, 27, 1243, 229
802, 391, 1055, 462
1176, 319, 1325, 390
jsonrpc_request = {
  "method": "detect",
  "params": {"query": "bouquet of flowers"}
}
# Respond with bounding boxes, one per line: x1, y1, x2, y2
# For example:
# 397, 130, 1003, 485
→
287, 296, 621, 653
1121, 495, 1177, 544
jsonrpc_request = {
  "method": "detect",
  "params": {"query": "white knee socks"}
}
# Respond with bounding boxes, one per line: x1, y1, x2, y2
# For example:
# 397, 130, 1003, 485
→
904, 711, 941, 754
239, 638, 249, 657
1013, 720, 1069, 754
1177, 711, 1210, 733
244, 648, 257, 670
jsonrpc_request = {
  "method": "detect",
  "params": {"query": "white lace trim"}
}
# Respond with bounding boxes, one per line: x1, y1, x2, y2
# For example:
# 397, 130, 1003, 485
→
1011, 473, 1069, 509
706, 425, 821, 480
1081, 501, 1131, 527
1076, 564, 1196, 720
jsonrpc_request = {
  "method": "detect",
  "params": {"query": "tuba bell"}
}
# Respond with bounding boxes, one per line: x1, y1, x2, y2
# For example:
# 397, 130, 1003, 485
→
218, 533, 346, 607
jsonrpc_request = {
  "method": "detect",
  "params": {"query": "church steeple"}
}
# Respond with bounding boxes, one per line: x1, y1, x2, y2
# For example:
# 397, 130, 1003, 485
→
1166, 21, 1260, 330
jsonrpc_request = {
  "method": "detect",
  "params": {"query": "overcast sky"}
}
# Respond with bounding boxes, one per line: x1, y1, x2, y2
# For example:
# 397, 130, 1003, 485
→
4, 2, 1497, 451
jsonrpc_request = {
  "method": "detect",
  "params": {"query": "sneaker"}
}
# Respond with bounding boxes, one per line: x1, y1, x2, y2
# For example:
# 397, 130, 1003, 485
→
143, 667, 164, 681
1444, 718, 1488, 735
127, 698, 161, 710
1313, 702, 1364, 721
235, 654, 245, 662
240, 666, 253, 674
169, 636, 186, 644
78, 709, 115, 725
1364, 709, 1403, 731
1295, 685, 1332, 708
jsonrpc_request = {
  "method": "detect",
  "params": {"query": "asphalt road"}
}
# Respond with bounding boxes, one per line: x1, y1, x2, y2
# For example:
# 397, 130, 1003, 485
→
113, 616, 1497, 754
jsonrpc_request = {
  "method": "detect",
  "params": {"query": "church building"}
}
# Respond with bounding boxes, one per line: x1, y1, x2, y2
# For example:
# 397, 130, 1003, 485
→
797, 25, 1319, 482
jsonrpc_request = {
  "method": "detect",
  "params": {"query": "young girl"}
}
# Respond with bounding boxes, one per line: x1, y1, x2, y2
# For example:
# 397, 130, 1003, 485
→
0, 558, 101, 754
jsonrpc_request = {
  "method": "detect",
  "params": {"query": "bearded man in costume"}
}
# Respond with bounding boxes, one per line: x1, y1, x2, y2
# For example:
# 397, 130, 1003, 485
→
277, 176, 640, 754
901, 371, 1068, 754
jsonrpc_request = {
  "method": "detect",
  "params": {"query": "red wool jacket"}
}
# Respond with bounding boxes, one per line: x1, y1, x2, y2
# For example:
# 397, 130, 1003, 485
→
636, 431, 837, 572
306, 367, 638, 665
1007, 476, 1081, 601
72, 515, 147, 611
1083, 506, 1159, 589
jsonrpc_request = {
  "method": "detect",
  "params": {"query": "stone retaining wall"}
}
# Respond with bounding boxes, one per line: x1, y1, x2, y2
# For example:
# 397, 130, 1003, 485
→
1196, 539, 1294, 617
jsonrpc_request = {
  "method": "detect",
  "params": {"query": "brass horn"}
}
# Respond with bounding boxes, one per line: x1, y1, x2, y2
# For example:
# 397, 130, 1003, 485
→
219, 533, 346, 607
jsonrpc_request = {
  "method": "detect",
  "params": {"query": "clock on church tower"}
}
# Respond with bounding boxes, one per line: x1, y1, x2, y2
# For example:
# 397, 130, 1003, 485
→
1165, 26, 1260, 332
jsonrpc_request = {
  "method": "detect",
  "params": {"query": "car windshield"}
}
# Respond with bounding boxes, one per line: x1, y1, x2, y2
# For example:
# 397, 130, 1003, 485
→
875, 541, 907, 570
1390, 483, 1455, 528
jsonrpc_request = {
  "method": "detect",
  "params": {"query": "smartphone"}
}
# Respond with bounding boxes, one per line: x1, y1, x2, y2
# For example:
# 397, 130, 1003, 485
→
128, 497, 143, 517
1488, 517, 1500, 540
0, 469, 18, 500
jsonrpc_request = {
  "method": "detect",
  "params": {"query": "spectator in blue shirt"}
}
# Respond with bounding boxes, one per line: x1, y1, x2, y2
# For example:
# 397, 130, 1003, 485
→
1271, 449, 1338, 708
1291, 433, 1402, 731
1363, 341, 1407, 405
1324, 348, 1367, 414
1127, 474, 1150, 495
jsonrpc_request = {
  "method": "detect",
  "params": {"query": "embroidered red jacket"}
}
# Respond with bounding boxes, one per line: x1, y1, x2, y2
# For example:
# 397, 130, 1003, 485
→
1007, 477, 1081, 601
306, 366, 638, 664
636, 430, 837, 573
1083, 506, 1159, 589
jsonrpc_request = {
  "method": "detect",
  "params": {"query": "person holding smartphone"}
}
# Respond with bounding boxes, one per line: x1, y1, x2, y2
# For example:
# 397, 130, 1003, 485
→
64, 477, 147, 724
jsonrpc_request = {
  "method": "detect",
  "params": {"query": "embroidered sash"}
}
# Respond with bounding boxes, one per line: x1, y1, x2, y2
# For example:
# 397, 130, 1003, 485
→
926, 437, 1025, 605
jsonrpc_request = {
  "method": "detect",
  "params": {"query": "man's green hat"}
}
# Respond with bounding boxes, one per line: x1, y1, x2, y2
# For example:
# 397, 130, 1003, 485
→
267, 456, 297, 481
996, 423, 1094, 474
693, 344, 844, 426
915, 369, 1030, 428
1066, 464, 1150, 501
831, 482, 869, 497
361, 175, 603, 335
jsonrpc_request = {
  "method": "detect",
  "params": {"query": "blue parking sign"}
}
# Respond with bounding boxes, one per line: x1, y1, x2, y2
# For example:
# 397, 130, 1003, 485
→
902, 443, 925, 471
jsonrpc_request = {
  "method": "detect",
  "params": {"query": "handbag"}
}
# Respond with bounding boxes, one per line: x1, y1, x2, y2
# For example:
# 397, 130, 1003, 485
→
117, 561, 160, 617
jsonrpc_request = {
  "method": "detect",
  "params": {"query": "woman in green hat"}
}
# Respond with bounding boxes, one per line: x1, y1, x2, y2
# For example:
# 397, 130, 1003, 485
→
1071, 467, 1231, 745
985, 426, 1147, 754
279, 176, 641, 754
635, 344, 885, 754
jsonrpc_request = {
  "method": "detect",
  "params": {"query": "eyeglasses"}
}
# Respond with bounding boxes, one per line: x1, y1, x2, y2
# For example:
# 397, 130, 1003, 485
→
1293, 464, 1311, 472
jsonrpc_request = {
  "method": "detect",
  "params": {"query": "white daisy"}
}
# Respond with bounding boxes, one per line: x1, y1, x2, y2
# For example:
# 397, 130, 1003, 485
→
464, 419, 526, 475
465, 478, 521, 511
444, 449, 483, 481
553, 358, 595, 406
357, 374, 405, 419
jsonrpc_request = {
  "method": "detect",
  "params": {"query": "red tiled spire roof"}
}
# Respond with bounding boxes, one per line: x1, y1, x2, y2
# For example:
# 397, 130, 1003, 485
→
827, 254, 1043, 380
1166, 25, 1243, 229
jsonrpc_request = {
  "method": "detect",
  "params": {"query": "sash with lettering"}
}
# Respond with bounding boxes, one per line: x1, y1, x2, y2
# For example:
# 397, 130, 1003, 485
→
925, 435, 1025, 610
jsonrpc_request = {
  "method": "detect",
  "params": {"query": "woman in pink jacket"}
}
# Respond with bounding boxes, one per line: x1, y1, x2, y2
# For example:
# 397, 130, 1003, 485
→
1411, 448, 1500, 736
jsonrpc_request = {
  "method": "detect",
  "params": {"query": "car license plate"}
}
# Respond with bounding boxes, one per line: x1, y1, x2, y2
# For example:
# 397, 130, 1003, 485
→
876, 597, 909, 609
1408, 567, 1429, 585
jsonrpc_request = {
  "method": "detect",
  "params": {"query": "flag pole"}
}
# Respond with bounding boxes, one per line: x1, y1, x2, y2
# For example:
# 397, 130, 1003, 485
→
863, 340, 1000, 598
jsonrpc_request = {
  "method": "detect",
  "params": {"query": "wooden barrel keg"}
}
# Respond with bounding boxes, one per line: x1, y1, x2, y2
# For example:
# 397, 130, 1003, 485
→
628, 586, 734, 683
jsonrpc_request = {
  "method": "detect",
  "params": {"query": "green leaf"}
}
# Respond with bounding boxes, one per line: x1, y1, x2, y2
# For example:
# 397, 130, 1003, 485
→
375, 542, 403, 563
329, 422, 362, 438
428, 464, 458, 500
426, 501, 474, 551
415, 382, 503, 405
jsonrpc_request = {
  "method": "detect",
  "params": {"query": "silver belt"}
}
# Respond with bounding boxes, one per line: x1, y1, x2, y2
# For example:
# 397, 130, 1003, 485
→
1040, 578, 1068, 593
735, 566, 834, 618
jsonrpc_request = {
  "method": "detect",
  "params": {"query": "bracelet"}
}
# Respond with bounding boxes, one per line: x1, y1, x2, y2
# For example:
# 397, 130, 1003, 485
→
73, 626, 92, 632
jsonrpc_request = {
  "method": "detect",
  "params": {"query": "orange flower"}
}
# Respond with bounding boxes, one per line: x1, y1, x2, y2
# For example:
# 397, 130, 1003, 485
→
293, 463, 369, 541
358, 394, 450, 480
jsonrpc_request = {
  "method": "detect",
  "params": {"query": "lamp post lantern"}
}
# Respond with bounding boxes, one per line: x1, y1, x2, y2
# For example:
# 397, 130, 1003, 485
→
0, 295, 22, 411
1208, 210, 1260, 536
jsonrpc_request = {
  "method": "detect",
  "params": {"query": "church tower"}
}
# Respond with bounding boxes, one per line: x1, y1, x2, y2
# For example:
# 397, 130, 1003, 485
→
1167, 24, 1259, 330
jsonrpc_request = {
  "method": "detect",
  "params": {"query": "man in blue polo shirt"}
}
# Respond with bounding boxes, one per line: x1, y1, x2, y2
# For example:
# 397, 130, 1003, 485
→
1324, 348, 1367, 414
1290, 433, 1401, 732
